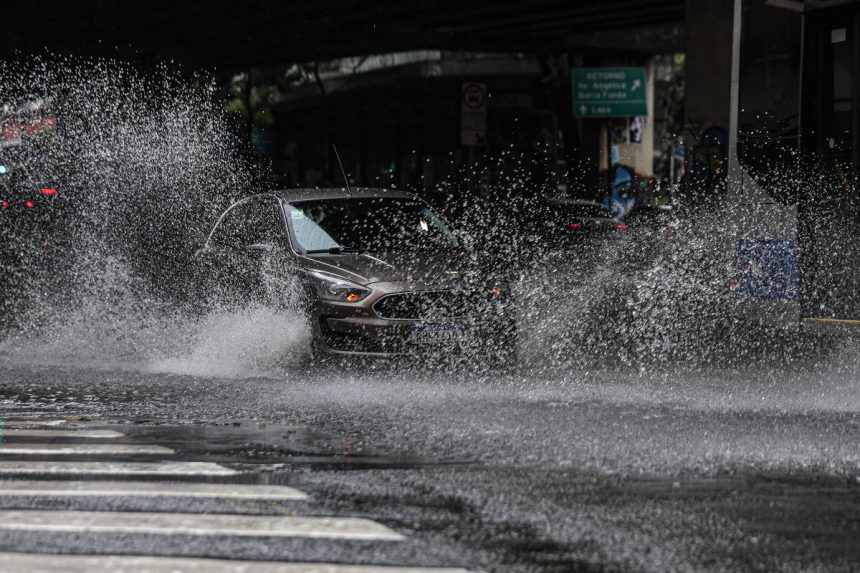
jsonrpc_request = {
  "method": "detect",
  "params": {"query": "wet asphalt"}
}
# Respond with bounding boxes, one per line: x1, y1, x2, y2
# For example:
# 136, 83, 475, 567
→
1, 359, 860, 572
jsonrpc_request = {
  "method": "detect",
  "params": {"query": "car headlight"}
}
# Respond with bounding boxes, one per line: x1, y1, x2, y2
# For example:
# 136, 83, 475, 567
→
306, 270, 371, 303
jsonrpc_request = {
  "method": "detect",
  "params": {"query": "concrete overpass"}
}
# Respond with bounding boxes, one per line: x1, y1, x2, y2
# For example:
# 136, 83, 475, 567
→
2, 1, 683, 69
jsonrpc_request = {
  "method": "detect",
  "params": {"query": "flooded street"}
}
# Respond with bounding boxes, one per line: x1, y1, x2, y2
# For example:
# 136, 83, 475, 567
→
1, 28, 860, 570
1, 352, 859, 571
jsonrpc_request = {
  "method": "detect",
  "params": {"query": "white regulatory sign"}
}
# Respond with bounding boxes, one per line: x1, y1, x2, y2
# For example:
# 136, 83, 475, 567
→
461, 82, 487, 146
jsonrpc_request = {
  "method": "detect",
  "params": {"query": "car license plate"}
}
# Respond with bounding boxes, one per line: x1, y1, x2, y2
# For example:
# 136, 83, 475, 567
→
409, 324, 461, 345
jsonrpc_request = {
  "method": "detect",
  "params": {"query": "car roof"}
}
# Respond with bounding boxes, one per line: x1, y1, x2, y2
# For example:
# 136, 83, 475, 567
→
544, 196, 606, 208
634, 204, 674, 211
546, 199, 609, 210
626, 205, 675, 218
272, 187, 417, 202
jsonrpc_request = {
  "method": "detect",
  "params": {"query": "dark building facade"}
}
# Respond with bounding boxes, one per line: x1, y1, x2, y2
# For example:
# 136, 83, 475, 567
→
271, 53, 564, 206
683, 0, 860, 325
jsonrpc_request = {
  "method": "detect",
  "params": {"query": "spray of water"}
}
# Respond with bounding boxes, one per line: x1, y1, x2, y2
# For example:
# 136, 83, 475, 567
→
0, 58, 847, 380
434, 151, 848, 375
0, 57, 309, 376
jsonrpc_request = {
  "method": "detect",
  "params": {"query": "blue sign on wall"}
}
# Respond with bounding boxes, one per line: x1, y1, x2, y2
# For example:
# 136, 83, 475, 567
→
735, 239, 799, 302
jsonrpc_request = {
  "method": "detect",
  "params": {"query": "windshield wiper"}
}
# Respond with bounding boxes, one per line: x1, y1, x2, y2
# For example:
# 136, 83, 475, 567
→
306, 246, 363, 255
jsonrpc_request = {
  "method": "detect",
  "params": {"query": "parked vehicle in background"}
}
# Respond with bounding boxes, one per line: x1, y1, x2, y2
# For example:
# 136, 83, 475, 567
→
623, 204, 677, 239
549, 198, 628, 238
504, 196, 628, 270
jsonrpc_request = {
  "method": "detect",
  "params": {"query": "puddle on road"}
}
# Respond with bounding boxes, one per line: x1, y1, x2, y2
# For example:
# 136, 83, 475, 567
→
0, 415, 463, 475
117, 418, 471, 472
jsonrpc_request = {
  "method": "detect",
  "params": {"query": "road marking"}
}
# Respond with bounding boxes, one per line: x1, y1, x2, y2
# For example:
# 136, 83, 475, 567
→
0, 420, 68, 428
0, 429, 124, 438
0, 480, 308, 500
802, 316, 860, 325
0, 443, 173, 455
0, 553, 472, 573
0, 461, 237, 476
0, 510, 406, 541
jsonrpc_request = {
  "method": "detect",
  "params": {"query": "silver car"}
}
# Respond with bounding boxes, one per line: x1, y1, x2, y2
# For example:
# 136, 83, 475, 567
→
195, 188, 516, 361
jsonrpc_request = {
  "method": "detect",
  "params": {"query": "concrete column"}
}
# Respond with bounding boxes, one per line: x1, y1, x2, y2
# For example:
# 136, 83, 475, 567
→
684, 0, 734, 127
614, 60, 656, 178
683, 0, 735, 200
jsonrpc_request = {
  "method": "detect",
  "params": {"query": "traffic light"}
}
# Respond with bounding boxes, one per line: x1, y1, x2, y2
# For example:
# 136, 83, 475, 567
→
0, 165, 7, 175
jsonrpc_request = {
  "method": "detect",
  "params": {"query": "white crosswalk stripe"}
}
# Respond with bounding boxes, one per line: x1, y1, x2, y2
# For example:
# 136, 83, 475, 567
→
0, 553, 471, 573
0, 420, 69, 427
0, 429, 124, 438
0, 460, 238, 476
0, 417, 471, 571
0, 480, 308, 500
0, 443, 174, 455
0, 510, 406, 541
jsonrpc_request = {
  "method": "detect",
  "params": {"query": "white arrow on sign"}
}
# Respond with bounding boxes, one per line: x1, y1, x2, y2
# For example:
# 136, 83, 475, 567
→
631, 79, 641, 92
579, 104, 587, 115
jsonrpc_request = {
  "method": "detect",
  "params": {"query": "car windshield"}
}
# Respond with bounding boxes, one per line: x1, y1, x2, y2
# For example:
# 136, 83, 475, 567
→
285, 197, 459, 254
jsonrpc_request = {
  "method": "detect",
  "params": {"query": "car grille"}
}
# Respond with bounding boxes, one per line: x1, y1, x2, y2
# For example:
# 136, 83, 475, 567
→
373, 290, 488, 320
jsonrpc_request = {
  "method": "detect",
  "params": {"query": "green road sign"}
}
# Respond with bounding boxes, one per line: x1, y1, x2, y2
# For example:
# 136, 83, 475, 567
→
572, 67, 647, 118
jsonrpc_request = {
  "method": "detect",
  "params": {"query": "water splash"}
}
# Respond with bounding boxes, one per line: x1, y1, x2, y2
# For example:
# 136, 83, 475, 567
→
144, 307, 310, 379
0, 58, 846, 379
0, 57, 309, 376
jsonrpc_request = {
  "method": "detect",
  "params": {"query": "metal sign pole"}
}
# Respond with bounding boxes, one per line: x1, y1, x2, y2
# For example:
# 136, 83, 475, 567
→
727, 0, 743, 197
606, 120, 612, 207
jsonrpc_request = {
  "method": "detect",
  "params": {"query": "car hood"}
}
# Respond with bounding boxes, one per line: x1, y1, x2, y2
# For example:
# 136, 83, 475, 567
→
299, 250, 479, 286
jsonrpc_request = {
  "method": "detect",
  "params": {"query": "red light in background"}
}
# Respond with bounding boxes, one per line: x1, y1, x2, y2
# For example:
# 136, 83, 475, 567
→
568, 223, 581, 229
615, 224, 628, 233
24, 201, 34, 208
40, 188, 57, 196
1, 201, 8, 208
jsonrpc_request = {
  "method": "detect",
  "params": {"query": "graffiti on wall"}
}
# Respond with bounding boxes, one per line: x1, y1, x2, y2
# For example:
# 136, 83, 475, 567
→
600, 164, 654, 218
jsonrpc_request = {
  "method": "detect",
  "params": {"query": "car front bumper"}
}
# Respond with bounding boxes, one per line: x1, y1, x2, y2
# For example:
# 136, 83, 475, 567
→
308, 282, 516, 358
